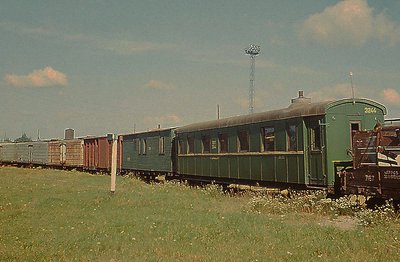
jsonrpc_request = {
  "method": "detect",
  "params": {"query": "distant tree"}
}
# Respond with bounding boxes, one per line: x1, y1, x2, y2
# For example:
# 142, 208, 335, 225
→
3, 138, 12, 142
14, 133, 32, 142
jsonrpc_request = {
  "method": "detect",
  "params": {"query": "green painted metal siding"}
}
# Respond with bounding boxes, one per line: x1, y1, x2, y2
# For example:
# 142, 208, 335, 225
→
176, 98, 386, 187
324, 100, 385, 186
177, 118, 306, 184
122, 129, 174, 173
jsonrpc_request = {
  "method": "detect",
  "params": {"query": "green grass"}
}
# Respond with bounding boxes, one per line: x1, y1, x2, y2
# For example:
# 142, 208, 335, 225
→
0, 167, 399, 261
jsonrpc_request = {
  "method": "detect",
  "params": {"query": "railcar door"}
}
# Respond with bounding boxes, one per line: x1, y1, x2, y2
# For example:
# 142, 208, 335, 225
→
28, 144, 33, 163
60, 143, 66, 164
307, 120, 326, 185
0, 145, 3, 161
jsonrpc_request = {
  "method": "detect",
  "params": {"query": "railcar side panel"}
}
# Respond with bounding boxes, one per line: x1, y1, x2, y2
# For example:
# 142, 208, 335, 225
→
176, 118, 306, 185
30, 142, 49, 164
122, 128, 174, 174
176, 97, 386, 189
324, 100, 386, 187
16, 143, 31, 163
48, 139, 83, 167
84, 136, 114, 171
0, 143, 16, 163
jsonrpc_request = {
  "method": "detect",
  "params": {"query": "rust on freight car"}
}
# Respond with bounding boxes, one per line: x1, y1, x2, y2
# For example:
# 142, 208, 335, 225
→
339, 125, 400, 199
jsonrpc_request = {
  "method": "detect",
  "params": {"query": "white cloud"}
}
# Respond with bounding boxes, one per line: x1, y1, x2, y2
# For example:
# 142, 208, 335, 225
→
4, 67, 67, 87
382, 88, 400, 105
374, 13, 400, 46
299, 0, 400, 46
145, 80, 176, 91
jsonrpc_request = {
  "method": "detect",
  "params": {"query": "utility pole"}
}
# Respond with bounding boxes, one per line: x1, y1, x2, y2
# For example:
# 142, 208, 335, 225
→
108, 133, 118, 193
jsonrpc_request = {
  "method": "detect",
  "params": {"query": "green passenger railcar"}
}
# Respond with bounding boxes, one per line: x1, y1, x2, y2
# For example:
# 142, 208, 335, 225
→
175, 92, 386, 190
121, 128, 175, 176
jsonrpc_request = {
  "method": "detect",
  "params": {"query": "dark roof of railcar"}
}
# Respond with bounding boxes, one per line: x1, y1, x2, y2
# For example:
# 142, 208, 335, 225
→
176, 100, 332, 133
177, 98, 387, 133
120, 127, 176, 138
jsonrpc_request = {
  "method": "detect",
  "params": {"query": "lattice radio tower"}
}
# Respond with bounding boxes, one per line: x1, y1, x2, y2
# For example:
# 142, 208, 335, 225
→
245, 44, 260, 114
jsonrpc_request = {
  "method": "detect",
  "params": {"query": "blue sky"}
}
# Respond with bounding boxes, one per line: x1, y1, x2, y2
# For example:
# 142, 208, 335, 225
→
1, 0, 400, 139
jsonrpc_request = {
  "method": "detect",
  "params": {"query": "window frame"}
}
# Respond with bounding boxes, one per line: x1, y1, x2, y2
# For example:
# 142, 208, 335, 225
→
237, 130, 250, 152
178, 139, 184, 155
218, 133, 229, 153
261, 126, 275, 152
137, 139, 141, 155
187, 136, 195, 154
159, 136, 165, 155
350, 121, 361, 149
310, 125, 321, 151
142, 138, 147, 155
201, 135, 211, 153
286, 124, 298, 151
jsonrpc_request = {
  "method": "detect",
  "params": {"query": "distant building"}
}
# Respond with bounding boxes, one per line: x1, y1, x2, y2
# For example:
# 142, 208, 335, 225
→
64, 128, 75, 140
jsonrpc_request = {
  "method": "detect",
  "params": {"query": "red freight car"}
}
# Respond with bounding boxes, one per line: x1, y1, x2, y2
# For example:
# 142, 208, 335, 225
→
83, 136, 122, 172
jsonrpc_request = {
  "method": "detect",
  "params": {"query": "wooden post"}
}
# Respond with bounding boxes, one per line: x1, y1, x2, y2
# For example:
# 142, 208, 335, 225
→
109, 134, 117, 193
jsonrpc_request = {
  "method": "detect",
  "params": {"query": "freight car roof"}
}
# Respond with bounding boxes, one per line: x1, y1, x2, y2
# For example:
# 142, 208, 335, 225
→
176, 98, 386, 133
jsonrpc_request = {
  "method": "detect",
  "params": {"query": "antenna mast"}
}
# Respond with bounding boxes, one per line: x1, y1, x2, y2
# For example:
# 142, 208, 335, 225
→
349, 71, 355, 104
245, 44, 260, 114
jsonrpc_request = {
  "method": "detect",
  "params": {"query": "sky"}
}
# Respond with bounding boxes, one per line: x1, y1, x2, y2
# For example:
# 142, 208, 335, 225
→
1, 0, 400, 140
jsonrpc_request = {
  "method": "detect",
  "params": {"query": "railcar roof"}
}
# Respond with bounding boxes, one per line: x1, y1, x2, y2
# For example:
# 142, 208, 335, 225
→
176, 98, 386, 133
120, 127, 176, 138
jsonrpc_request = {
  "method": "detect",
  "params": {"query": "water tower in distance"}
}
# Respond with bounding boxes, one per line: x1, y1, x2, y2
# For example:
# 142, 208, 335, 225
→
64, 128, 75, 140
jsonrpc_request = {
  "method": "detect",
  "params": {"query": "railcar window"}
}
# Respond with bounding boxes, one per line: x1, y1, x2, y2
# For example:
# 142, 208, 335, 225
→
137, 139, 142, 155
142, 139, 147, 155
287, 125, 297, 151
350, 122, 361, 149
219, 133, 228, 153
159, 136, 165, 155
238, 130, 249, 152
311, 126, 321, 151
262, 127, 275, 151
202, 135, 211, 153
187, 136, 195, 154
178, 139, 184, 154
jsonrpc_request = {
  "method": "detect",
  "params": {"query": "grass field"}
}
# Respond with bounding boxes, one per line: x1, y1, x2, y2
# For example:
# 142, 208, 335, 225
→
0, 167, 399, 261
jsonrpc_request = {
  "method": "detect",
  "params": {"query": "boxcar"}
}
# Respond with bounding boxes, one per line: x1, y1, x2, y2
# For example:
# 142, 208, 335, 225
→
175, 92, 386, 192
0, 141, 48, 165
15, 141, 48, 165
48, 139, 84, 168
83, 135, 122, 172
0, 142, 17, 163
121, 128, 175, 176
